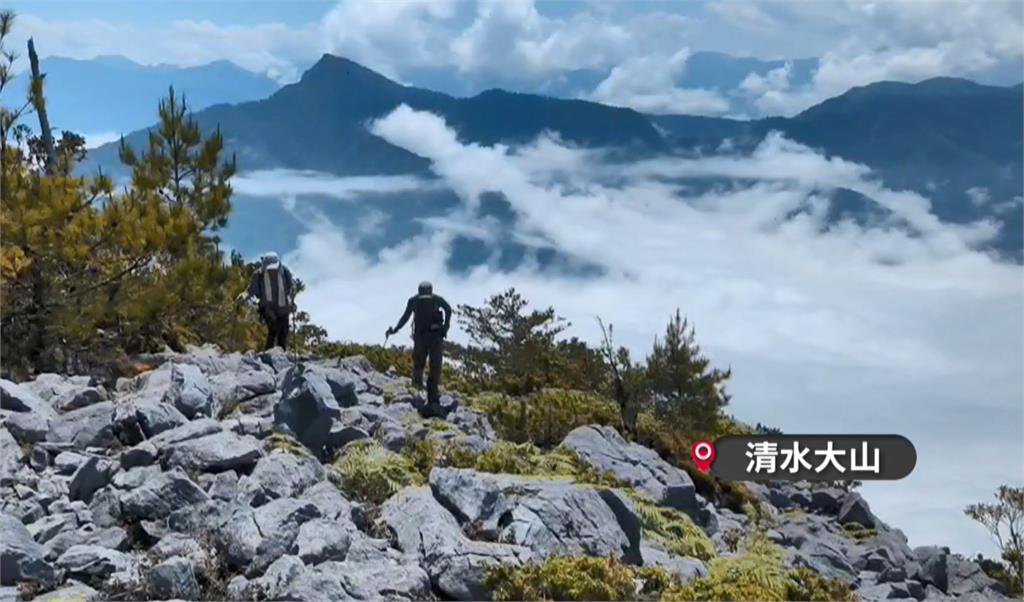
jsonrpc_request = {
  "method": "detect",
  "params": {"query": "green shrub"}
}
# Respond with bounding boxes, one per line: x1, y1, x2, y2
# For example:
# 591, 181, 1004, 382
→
472, 388, 621, 448
841, 522, 878, 541
400, 438, 480, 481
628, 493, 716, 561
263, 432, 310, 457
662, 534, 788, 601
662, 535, 856, 602
484, 556, 640, 601
785, 566, 858, 601
469, 441, 625, 489
329, 439, 423, 504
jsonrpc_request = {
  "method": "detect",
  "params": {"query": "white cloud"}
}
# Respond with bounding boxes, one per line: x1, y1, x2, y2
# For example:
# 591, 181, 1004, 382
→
589, 49, 731, 115
450, 0, 692, 76
321, 0, 458, 79
725, 0, 1024, 115
241, 106, 1021, 557
967, 187, 991, 208
232, 169, 443, 200
83, 131, 121, 149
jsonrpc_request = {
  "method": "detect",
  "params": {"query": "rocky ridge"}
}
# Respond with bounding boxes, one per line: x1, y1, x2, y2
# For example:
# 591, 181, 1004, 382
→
0, 345, 1008, 601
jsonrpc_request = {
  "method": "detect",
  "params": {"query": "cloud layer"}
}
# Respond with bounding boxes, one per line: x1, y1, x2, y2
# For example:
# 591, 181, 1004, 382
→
232, 105, 1023, 557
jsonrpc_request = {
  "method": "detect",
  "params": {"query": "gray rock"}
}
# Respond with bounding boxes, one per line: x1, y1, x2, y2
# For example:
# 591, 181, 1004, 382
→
148, 556, 200, 600
56, 544, 135, 581
210, 497, 322, 577
809, 488, 844, 514
206, 470, 240, 501
162, 431, 262, 473
4, 411, 51, 444
913, 545, 949, 592
0, 428, 22, 482
27, 512, 78, 544
69, 456, 112, 503
45, 525, 129, 560
31, 582, 100, 602
330, 559, 432, 601
878, 565, 908, 583
54, 451, 87, 475
292, 518, 352, 564
562, 425, 699, 517
1, 379, 55, 418
151, 533, 209, 565
0, 512, 56, 586
948, 555, 1000, 596
217, 506, 264, 570
111, 464, 162, 490
641, 544, 708, 581
380, 487, 529, 601
54, 386, 106, 412
26, 374, 108, 414
792, 538, 859, 584
246, 450, 325, 502
839, 493, 879, 528
146, 417, 222, 450
862, 527, 915, 569
211, 369, 276, 417
88, 486, 123, 528
120, 441, 158, 469
857, 582, 912, 601
259, 347, 293, 373
230, 554, 306, 600
123, 397, 191, 443
299, 481, 360, 523
2, 498, 43, 525
430, 467, 641, 563
47, 402, 115, 450
274, 364, 342, 454
328, 424, 370, 449
448, 407, 497, 442
165, 363, 214, 419
119, 468, 209, 522
29, 445, 50, 471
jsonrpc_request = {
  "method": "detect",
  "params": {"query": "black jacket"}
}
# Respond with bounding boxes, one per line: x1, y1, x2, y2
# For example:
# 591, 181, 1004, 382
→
394, 294, 452, 336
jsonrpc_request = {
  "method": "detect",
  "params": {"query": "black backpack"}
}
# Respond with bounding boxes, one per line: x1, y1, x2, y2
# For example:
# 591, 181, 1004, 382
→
412, 295, 445, 334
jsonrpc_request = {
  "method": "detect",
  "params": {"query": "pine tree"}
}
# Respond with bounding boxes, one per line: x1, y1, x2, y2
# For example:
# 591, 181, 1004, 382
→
645, 310, 731, 433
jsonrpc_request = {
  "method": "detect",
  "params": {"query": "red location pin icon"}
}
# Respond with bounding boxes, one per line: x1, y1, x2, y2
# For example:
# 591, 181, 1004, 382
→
691, 440, 716, 473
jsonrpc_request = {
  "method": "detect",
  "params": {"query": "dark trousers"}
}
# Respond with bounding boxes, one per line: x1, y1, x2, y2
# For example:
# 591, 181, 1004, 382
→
412, 332, 443, 404
261, 305, 290, 351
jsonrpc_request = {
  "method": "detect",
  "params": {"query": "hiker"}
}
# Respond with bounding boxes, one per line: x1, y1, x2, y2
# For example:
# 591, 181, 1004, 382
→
386, 281, 452, 406
237, 252, 295, 351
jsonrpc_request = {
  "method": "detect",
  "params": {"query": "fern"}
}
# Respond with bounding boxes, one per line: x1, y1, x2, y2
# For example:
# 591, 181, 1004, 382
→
627, 493, 716, 561
663, 534, 856, 602
329, 439, 423, 504
263, 432, 311, 457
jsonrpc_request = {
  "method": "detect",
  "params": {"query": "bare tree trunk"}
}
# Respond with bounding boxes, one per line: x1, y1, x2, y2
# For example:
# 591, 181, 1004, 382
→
27, 38, 56, 175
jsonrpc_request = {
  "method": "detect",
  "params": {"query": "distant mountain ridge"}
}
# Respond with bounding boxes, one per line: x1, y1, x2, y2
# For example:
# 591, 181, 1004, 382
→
88, 54, 664, 176
84, 55, 1023, 258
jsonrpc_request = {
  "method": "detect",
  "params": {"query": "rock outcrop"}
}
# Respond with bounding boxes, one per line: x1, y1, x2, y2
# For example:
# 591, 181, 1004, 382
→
0, 345, 1008, 601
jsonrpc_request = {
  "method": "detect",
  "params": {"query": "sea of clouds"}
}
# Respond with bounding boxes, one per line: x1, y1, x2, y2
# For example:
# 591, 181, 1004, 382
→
231, 105, 1023, 558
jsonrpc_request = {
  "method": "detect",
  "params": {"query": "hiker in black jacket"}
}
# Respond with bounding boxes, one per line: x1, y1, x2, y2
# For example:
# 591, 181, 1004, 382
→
238, 252, 295, 351
386, 281, 452, 405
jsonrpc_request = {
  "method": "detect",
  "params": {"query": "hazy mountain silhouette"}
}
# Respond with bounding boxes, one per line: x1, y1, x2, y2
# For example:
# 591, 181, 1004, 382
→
11, 56, 280, 140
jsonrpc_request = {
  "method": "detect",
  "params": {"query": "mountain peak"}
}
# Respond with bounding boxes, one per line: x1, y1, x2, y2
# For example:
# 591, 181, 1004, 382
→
301, 54, 400, 89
